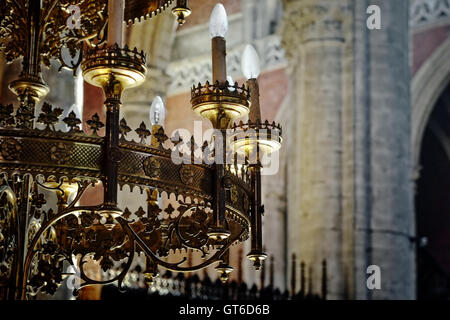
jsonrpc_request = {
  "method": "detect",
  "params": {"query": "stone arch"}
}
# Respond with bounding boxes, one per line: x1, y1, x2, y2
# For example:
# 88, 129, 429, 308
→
412, 36, 450, 168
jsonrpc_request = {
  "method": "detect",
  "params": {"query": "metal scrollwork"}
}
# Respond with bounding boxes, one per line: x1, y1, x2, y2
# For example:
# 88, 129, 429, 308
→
0, 184, 18, 288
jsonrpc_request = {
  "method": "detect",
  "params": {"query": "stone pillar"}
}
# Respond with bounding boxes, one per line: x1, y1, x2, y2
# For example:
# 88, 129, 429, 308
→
282, 0, 352, 299
353, 0, 415, 300
282, 0, 415, 299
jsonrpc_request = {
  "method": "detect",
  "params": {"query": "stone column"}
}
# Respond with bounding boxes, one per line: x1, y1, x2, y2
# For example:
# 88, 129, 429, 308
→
353, 0, 415, 300
282, 0, 415, 299
282, 0, 352, 299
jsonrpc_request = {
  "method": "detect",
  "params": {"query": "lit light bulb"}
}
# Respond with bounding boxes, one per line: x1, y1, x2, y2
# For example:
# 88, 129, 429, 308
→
227, 76, 235, 91
209, 3, 228, 38
241, 44, 260, 80
149, 96, 166, 126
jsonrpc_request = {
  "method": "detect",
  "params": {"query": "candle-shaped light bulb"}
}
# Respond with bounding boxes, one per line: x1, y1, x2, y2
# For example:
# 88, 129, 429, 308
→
209, 3, 228, 38
107, 0, 125, 47
227, 76, 235, 91
150, 96, 166, 126
210, 4, 228, 83
242, 44, 260, 80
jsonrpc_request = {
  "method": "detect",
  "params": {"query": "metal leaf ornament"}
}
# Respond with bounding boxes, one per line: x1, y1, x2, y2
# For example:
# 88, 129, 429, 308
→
135, 121, 151, 143
63, 111, 82, 132
37, 103, 64, 131
86, 113, 105, 136
119, 118, 132, 140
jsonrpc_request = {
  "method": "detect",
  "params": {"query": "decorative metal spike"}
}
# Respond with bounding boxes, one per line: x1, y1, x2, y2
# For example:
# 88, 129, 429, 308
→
135, 121, 151, 143
153, 126, 169, 145
86, 113, 104, 136
119, 118, 131, 140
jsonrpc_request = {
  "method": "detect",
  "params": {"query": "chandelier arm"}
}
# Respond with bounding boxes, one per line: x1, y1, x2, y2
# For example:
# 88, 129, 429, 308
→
64, 181, 95, 210
20, 205, 103, 299
73, 20, 106, 46
20, 179, 101, 300
96, 16, 109, 47
118, 217, 241, 273
118, 217, 189, 270
57, 47, 82, 74
75, 240, 136, 293
98, 75, 122, 216
36, 179, 65, 193
173, 206, 208, 256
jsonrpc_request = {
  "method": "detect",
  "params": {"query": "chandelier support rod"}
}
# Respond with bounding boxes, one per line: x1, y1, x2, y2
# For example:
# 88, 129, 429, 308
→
20, 181, 97, 300
208, 128, 230, 240
246, 76, 267, 270
118, 217, 238, 273
246, 152, 267, 270
101, 76, 122, 216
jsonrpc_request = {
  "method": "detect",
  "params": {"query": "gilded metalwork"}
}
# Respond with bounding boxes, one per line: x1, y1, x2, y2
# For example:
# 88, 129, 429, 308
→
172, 0, 191, 25
180, 164, 195, 185
191, 80, 250, 129
50, 142, 72, 164
243, 193, 249, 212
124, 0, 174, 24
230, 185, 239, 204
0, 0, 282, 300
82, 44, 147, 90
63, 111, 82, 132
86, 113, 105, 136
143, 157, 161, 178
230, 120, 283, 156
0, 139, 22, 161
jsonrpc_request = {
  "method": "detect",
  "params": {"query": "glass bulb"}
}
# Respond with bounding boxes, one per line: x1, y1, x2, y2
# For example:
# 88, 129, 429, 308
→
241, 44, 260, 80
209, 4, 228, 38
227, 76, 235, 91
150, 96, 166, 126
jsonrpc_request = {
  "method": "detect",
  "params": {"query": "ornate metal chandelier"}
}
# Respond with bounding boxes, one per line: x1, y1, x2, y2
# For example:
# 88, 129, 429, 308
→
0, 0, 282, 300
